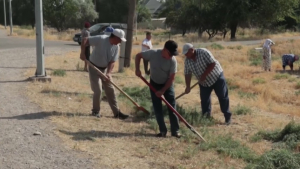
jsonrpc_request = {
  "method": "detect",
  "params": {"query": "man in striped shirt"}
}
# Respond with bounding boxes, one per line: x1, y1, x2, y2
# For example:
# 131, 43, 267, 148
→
182, 43, 232, 125
282, 54, 299, 71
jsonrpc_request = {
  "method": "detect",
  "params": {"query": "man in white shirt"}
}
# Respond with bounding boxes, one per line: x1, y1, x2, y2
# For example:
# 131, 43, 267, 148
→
141, 32, 152, 75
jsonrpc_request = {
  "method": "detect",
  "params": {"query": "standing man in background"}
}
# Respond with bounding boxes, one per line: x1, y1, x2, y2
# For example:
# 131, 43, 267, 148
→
81, 22, 91, 72
141, 32, 153, 75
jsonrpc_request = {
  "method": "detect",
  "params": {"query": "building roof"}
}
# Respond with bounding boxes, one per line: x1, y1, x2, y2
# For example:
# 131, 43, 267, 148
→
145, 0, 164, 17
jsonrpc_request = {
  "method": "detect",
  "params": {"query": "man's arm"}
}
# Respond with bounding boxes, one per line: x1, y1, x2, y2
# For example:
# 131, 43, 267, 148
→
135, 53, 143, 77
80, 37, 89, 60
185, 74, 192, 88
200, 62, 216, 82
161, 73, 175, 92
106, 61, 115, 75
142, 44, 150, 49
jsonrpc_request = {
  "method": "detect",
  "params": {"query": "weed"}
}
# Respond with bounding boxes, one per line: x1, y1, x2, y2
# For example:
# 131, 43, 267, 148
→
146, 118, 159, 132
50, 91, 61, 97
252, 78, 266, 85
76, 62, 84, 71
233, 104, 252, 115
237, 46, 243, 50
200, 135, 257, 163
52, 69, 66, 77
64, 60, 68, 63
273, 73, 290, 80
245, 149, 300, 169
210, 43, 224, 50
238, 91, 257, 100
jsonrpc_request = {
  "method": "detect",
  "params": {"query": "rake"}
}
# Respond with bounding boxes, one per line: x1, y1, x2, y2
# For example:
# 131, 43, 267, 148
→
175, 82, 198, 100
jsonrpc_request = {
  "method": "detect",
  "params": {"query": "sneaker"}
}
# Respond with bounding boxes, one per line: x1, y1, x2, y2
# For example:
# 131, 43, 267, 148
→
156, 132, 167, 137
114, 111, 129, 120
171, 132, 182, 138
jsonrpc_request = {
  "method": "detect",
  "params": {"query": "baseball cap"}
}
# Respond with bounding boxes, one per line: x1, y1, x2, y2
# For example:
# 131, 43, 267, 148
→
164, 40, 179, 56
182, 43, 193, 55
112, 29, 126, 42
105, 27, 114, 33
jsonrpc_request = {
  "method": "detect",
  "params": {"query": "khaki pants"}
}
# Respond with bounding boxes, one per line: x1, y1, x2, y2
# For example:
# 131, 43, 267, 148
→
88, 65, 119, 115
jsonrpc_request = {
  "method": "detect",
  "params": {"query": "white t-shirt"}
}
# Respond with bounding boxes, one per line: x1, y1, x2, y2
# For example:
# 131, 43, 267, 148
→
141, 38, 152, 52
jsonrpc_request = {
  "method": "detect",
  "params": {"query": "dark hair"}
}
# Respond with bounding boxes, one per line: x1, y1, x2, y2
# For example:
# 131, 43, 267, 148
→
109, 33, 116, 38
146, 32, 151, 36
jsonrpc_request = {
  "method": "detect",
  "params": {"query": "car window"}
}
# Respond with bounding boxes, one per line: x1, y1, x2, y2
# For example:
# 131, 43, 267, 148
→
89, 24, 102, 33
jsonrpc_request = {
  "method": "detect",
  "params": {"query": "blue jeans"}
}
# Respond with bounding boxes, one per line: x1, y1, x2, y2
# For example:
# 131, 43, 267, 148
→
149, 79, 179, 134
200, 72, 231, 121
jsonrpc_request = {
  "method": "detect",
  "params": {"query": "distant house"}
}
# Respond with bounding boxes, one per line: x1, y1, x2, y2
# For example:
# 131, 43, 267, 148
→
143, 0, 165, 18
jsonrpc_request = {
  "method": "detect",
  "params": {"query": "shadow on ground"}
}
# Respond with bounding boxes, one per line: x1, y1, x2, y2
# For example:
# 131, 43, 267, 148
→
0, 111, 90, 120
59, 129, 155, 141
0, 78, 31, 83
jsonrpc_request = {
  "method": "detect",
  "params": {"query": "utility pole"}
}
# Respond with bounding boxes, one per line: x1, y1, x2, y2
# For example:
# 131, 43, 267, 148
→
9, 0, 12, 35
3, 0, 6, 29
124, 0, 136, 67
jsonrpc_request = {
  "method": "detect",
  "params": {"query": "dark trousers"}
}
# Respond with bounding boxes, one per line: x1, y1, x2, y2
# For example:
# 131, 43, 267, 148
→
143, 59, 150, 75
149, 79, 179, 134
85, 46, 90, 60
200, 72, 231, 121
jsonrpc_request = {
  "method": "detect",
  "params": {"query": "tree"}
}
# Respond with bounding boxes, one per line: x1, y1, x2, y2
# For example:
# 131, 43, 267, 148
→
43, 0, 98, 31
136, 0, 151, 23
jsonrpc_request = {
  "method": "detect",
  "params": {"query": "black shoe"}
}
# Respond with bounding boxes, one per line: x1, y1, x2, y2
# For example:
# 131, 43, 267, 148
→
114, 111, 129, 120
171, 132, 181, 138
91, 111, 100, 118
156, 132, 167, 137
225, 118, 231, 125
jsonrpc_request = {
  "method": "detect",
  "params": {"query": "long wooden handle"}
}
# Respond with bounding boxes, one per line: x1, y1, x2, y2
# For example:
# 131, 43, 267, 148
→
86, 60, 141, 108
175, 82, 198, 100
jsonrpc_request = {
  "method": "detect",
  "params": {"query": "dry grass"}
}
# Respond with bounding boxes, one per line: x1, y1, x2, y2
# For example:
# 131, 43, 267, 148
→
6, 25, 79, 41
24, 38, 300, 168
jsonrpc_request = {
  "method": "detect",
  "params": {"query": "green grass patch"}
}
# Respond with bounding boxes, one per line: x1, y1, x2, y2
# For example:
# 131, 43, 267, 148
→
238, 91, 257, 100
233, 104, 252, 115
252, 78, 266, 85
175, 75, 184, 84
210, 43, 224, 50
295, 82, 300, 89
273, 73, 290, 80
295, 90, 300, 96
288, 78, 297, 82
200, 135, 257, 163
52, 69, 66, 77
248, 49, 262, 66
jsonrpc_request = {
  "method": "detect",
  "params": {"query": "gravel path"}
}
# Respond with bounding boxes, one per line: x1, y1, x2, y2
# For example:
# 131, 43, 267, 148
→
0, 44, 99, 168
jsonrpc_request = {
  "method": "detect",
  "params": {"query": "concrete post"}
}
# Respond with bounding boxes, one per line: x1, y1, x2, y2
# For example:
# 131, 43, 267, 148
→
35, 0, 45, 76
3, 0, 6, 29
9, 0, 12, 35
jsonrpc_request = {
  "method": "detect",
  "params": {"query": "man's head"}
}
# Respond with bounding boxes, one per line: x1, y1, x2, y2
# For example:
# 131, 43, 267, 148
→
182, 43, 195, 58
109, 29, 127, 45
84, 22, 91, 28
162, 40, 178, 59
146, 32, 152, 40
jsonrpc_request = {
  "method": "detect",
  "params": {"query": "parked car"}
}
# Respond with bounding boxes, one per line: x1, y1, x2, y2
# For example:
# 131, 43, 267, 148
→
73, 23, 127, 45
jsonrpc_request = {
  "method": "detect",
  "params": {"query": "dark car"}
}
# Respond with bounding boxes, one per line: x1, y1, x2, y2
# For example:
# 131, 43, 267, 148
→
73, 23, 127, 45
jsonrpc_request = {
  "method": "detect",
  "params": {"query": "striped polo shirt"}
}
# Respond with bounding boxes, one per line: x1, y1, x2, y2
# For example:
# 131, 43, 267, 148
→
184, 48, 223, 87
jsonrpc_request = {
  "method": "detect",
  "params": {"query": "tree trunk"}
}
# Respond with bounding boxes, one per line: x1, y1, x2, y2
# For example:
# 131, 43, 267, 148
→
230, 21, 238, 40
124, 0, 136, 67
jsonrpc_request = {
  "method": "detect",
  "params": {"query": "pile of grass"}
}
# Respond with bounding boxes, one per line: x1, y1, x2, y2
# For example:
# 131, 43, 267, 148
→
255, 122, 300, 150
245, 149, 300, 169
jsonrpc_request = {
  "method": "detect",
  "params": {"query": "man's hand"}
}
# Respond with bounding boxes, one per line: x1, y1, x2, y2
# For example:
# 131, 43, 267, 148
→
106, 73, 111, 81
135, 69, 142, 77
80, 52, 86, 61
155, 90, 165, 98
199, 75, 206, 83
185, 87, 191, 94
